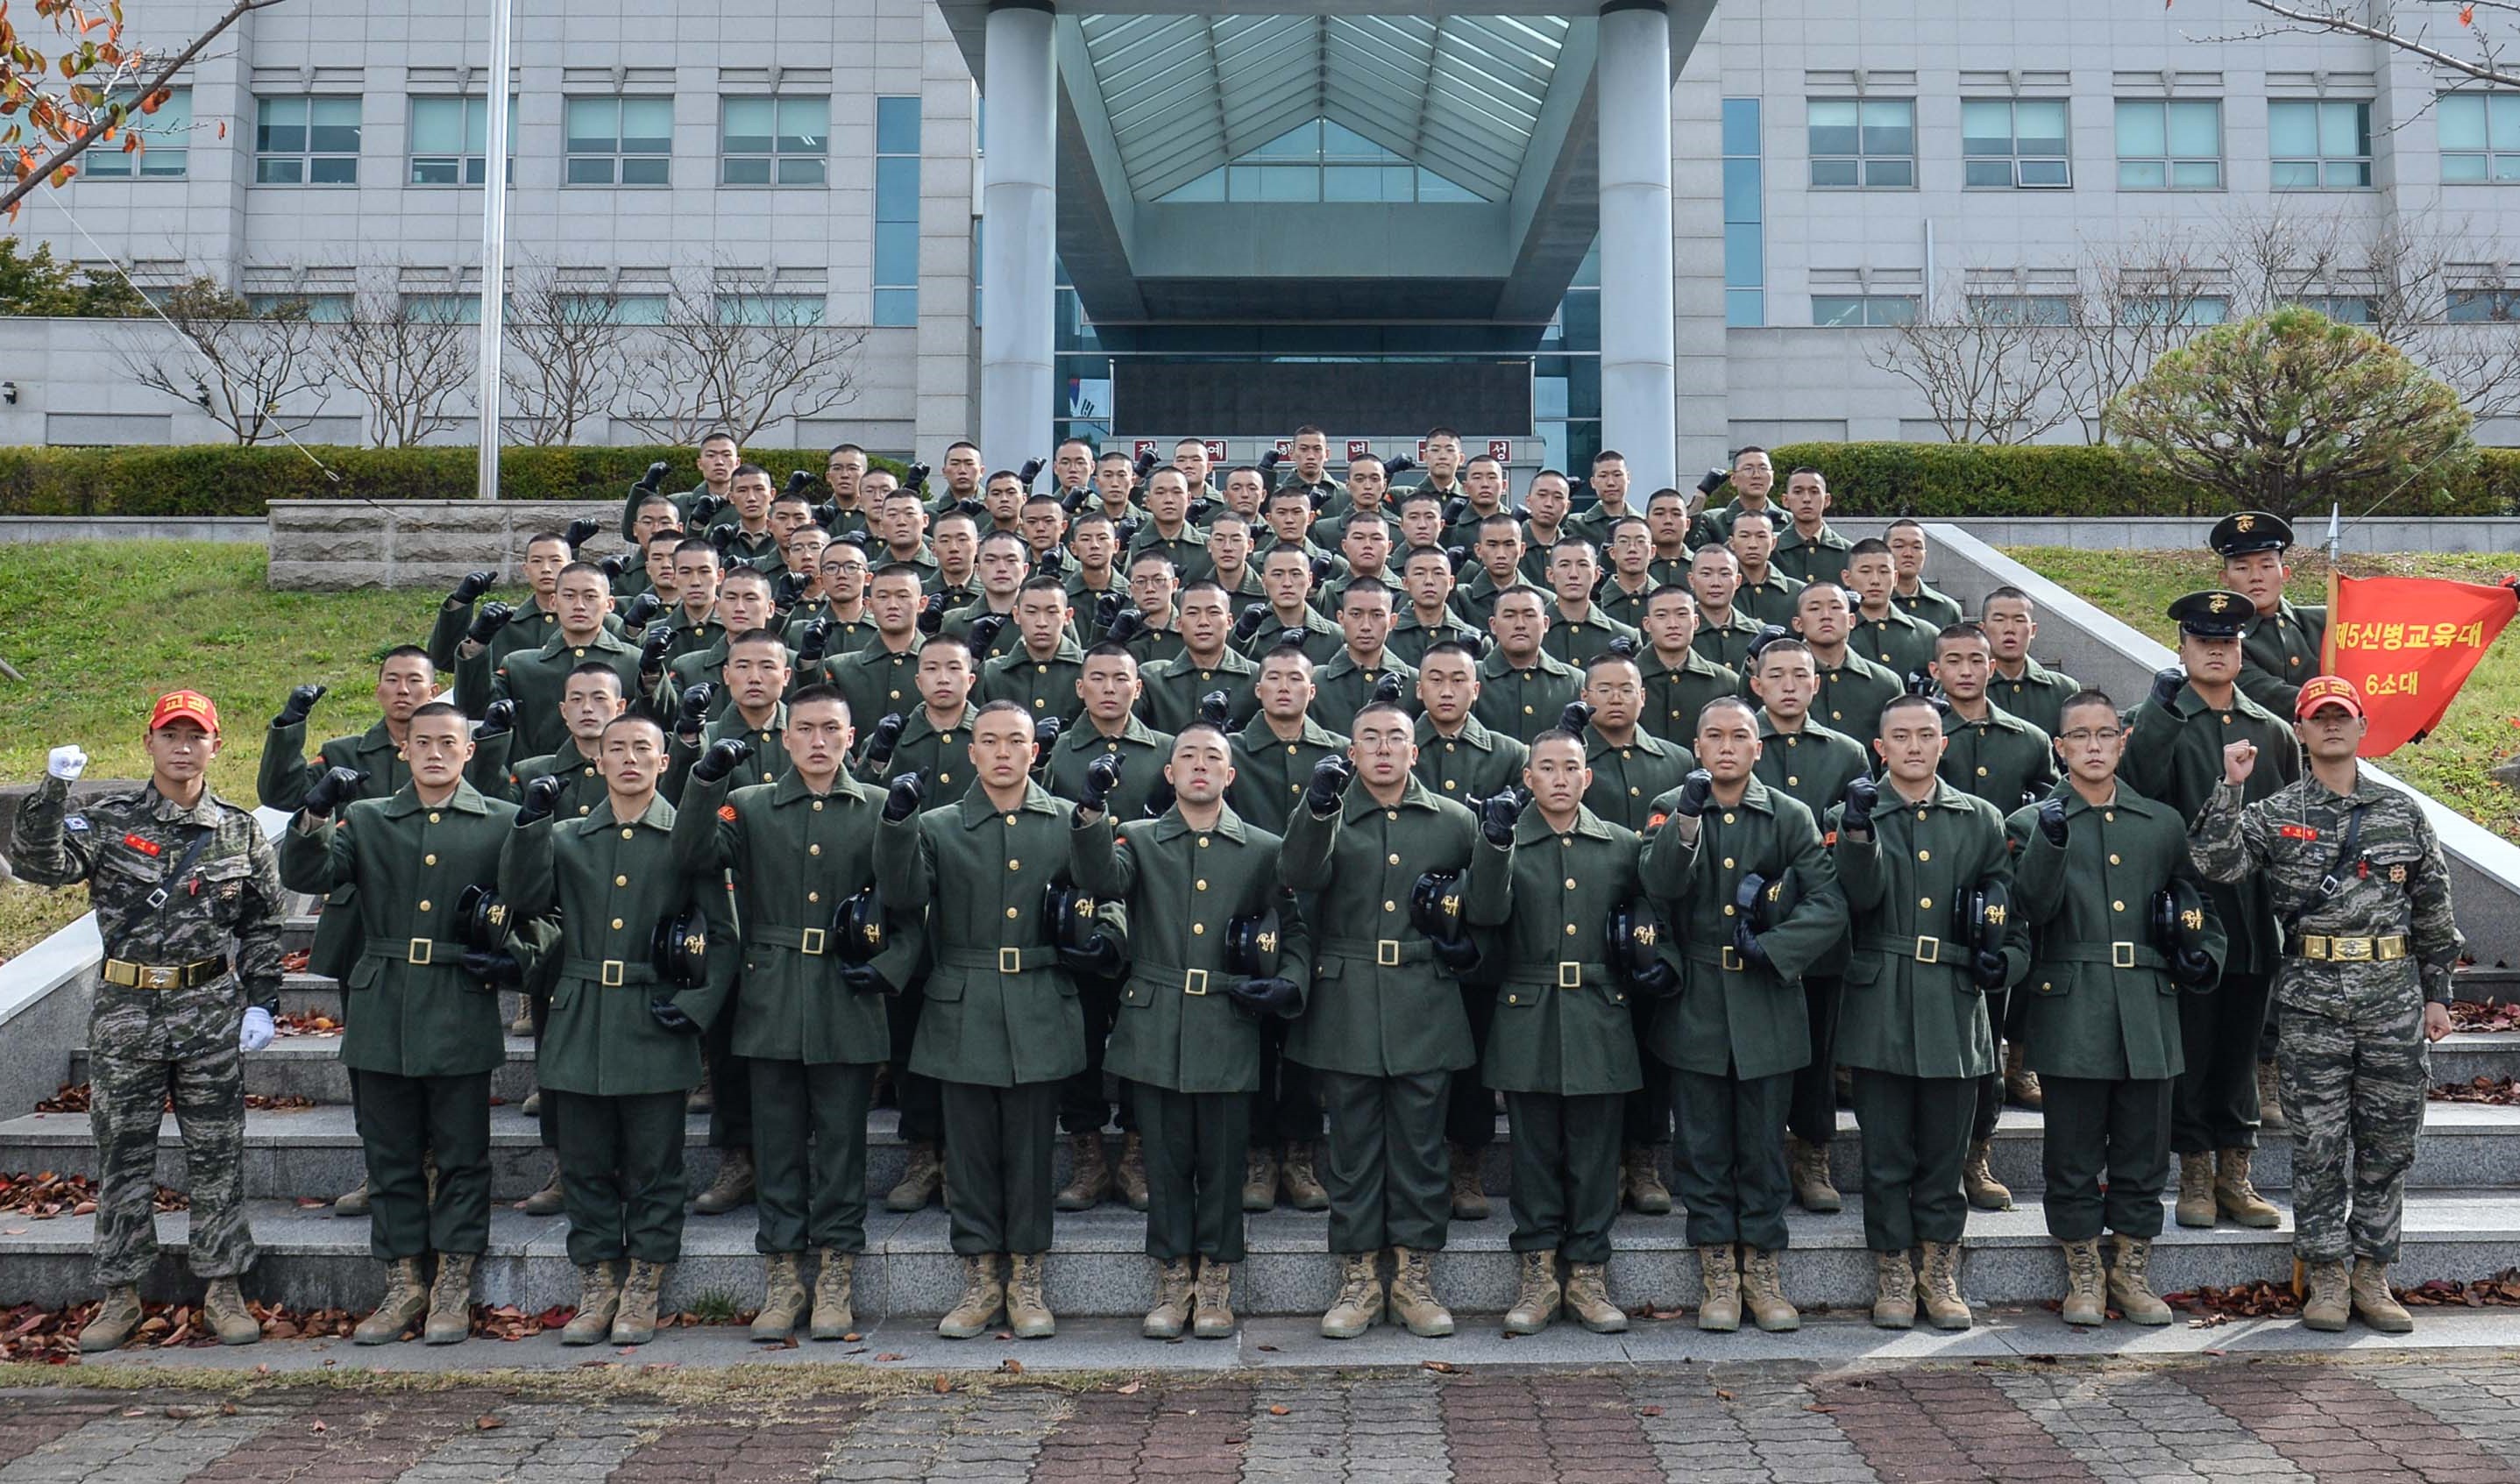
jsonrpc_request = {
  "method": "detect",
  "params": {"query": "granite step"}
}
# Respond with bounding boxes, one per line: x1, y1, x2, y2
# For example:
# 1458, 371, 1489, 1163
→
67, 1036, 543, 1106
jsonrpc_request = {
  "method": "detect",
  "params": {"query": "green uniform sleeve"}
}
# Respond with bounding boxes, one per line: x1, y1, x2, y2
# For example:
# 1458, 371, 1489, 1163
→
426, 599, 472, 674
1834, 812, 1885, 913
8, 777, 95, 887
2007, 807, 2068, 925
1758, 806, 1845, 983
452, 645, 497, 721
670, 772, 735, 875
467, 731, 516, 799
1463, 832, 1515, 928
1636, 809, 1699, 905
875, 812, 936, 911
256, 720, 316, 811
499, 815, 559, 920
1277, 797, 1339, 892
276, 813, 351, 896
1067, 811, 1135, 898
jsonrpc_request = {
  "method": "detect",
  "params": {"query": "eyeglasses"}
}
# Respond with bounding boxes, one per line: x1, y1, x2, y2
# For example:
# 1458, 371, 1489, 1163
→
2059, 728, 2125, 745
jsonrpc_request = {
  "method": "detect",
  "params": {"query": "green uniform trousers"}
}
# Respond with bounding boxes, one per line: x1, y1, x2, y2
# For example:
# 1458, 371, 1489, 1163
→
1787, 976, 1845, 1148
554, 1090, 689, 1267
1059, 972, 1137, 1136
1503, 1091, 1622, 1264
1674, 1069, 1794, 1252
886, 983, 942, 1145
1442, 982, 1500, 1150
1317, 1069, 1452, 1254
703, 1010, 753, 1150
2040, 1075, 2171, 1242
356, 1069, 492, 1260
1250, 1019, 1323, 1147
1970, 988, 2012, 1145
2176, 971, 2273, 1154
1135, 1086, 1251, 1263
749, 1060, 877, 1256
89, 1045, 254, 1286
529, 988, 557, 1149
1624, 1005, 1673, 1149
940, 1080, 1060, 1256
1849, 1069, 1974, 1253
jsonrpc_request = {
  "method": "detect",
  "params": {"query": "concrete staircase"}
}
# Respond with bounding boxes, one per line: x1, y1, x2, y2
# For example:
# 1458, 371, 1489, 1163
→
4, 915, 2519, 1319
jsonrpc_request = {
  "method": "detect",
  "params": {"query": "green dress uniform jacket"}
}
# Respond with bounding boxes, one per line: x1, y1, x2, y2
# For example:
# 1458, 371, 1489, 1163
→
673, 770, 922, 1062
654, 609, 724, 674
465, 631, 648, 760
1582, 729, 1698, 831
1686, 498, 1782, 552
858, 704, 973, 792
1735, 570, 1808, 628
428, 595, 582, 675
2238, 600, 2329, 717
1831, 778, 2024, 1079
1693, 608, 1769, 672
1411, 715, 1527, 805
1388, 611, 1487, 670
501, 742, 607, 817
1278, 777, 1494, 1077
1813, 651, 1904, 742
1137, 647, 1260, 733
1988, 657, 2081, 740
2005, 785, 2225, 1082
1894, 583, 1966, 631
1463, 808, 1645, 1096
257, 719, 414, 981
498, 794, 736, 1096
875, 781, 1097, 1087
782, 606, 880, 660
1235, 605, 1344, 664
1752, 718, 1870, 976
1639, 648, 1741, 746
827, 638, 923, 732
1851, 608, 1941, 681
1071, 805, 1313, 1093
279, 781, 533, 1078
1311, 651, 1418, 734
1129, 522, 1217, 583
1045, 714, 1176, 819
1473, 650, 1584, 745
1638, 779, 1843, 1079
2119, 685, 2301, 977
1228, 717, 1350, 832
659, 634, 788, 722
1772, 526, 1856, 590
978, 640, 1089, 728
941, 600, 1029, 665
1596, 578, 1664, 633
663, 705, 790, 802
1540, 607, 1641, 666
1939, 706, 2058, 813
1565, 501, 1643, 552
1447, 567, 1523, 629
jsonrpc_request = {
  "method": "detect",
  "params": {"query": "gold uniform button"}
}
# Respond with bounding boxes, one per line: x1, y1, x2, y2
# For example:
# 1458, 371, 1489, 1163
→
1976, 766, 1988, 778
1444, 780, 1457, 791
1629, 786, 1639, 796
1384, 900, 1397, 912
418, 900, 432, 912
2108, 854, 2121, 865
429, 812, 442, 824
615, 874, 628, 886
583, 767, 595, 777
1723, 813, 1736, 825
1386, 811, 1398, 821
1787, 776, 1799, 786
1287, 745, 1297, 755
808, 891, 820, 903
1920, 897, 1933, 910
578, 806, 591, 816
424, 854, 437, 866
1004, 857, 1016, 870
1004, 814, 1017, 826
1006, 906, 1020, 919
1565, 877, 1579, 890
1198, 837, 1210, 848
1524, 705, 1534, 714
812, 800, 823, 812
1565, 923, 1578, 936
1196, 879, 1210, 891
1445, 742, 1456, 753
1722, 858, 1735, 870
1387, 854, 1400, 865
1192, 923, 1206, 935
2112, 900, 2126, 912
611, 917, 623, 929
621, 828, 635, 839
2104, 811, 2115, 822
1723, 905, 1736, 917
1917, 850, 1930, 863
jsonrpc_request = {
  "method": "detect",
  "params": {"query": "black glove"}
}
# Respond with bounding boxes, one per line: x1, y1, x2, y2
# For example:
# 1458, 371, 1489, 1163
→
883, 770, 926, 822
564, 517, 601, 551
1606, 635, 1638, 659
517, 773, 567, 827
1384, 455, 1416, 477
1442, 495, 1470, 526
2035, 797, 2069, 848
1081, 752, 1124, 813
969, 613, 1009, 653
2149, 666, 2187, 710
784, 470, 813, 498
649, 998, 703, 1035
1558, 699, 1594, 734
1672, 769, 1714, 820
796, 618, 833, 667
1186, 496, 1215, 523
1257, 450, 1282, 477
918, 592, 949, 635
639, 621, 675, 673
2172, 947, 2216, 988
478, 699, 516, 740
1105, 609, 1146, 646
1970, 949, 2009, 991
1059, 934, 1123, 976
621, 593, 662, 629
301, 765, 367, 818
1696, 467, 1729, 497
1430, 932, 1480, 974
1132, 451, 1159, 481
1034, 714, 1062, 749
840, 962, 898, 997
1197, 689, 1232, 726
600, 555, 626, 581
773, 572, 807, 611
1114, 515, 1144, 548
1140, 774, 1175, 820
1631, 955, 1680, 998
904, 461, 930, 492
693, 738, 753, 785
451, 570, 496, 606
1234, 602, 1270, 642
863, 713, 906, 766
1842, 777, 1880, 833
1017, 457, 1045, 487
674, 684, 714, 736
273, 684, 326, 728
1036, 545, 1065, 576
813, 500, 839, 527
461, 949, 522, 986
1304, 755, 1353, 815
1480, 786, 1526, 847
1371, 671, 1405, 706
1094, 592, 1125, 631
1309, 555, 1335, 586
690, 493, 729, 527
954, 497, 987, 520
836, 529, 871, 550
1733, 917, 1771, 972
1226, 975, 1303, 1021
635, 459, 670, 493
465, 601, 515, 645
706, 524, 738, 554
1446, 545, 1473, 574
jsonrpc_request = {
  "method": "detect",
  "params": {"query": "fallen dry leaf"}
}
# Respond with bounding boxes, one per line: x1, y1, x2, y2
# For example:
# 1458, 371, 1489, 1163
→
931, 1374, 953, 1395
474, 1416, 503, 1431
1637, 1405, 1665, 1417
1268, 1404, 1291, 1417
998, 1358, 1024, 1374
1421, 1360, 1458, 1374
874, 1351, 905, 1362
1117, 1380, 1142, 1395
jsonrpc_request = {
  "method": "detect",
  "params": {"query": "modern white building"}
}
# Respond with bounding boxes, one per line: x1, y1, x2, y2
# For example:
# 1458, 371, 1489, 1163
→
6, 0, 2518, 476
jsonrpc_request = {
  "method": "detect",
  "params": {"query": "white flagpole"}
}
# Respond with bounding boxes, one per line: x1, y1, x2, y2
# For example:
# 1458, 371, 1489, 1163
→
473, 0, 515, 499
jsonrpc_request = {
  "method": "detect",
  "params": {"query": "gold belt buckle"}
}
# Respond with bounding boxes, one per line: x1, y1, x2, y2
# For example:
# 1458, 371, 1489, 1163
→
408, 938, 433, 966
600, 960, 626, 987
1376, 940, 1401, 966
2379, 935, 2407, 961
2112, 941, 2135, 969
140, 965, 178, 991
1558, 961, 1581, 989
2300, 934, 2328, 959
999, 946, 1023, 974
1184, 968, 1210, 996
798, 927, 827, 956
1913, 935, 1941, 964
2335, 937, 2374, 961
1721, 946, 1743, 972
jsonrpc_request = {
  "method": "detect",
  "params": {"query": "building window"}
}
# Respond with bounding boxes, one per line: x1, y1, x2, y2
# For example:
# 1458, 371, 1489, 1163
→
1967, 295, 2076, 325
2270, 99, 2371, 189
557, 292, 669, 325
2292, 294, 2375, 323
715, 293, 827, 326
1807, 98, 1914, 188
402, 293, 481, 323
873, 96, 919, 327
1812, 295, 1918, 327
1962, 99, 2069, 188
721, 96, 828, 186
564, 96, 672, 187
255, 96, 360, 185
1154, 119, 1487, 203
2439, 93, 2520, 182
2127, 295, 2226, 325
1723, 98, 1764, 326
2449, 288, 2520, 322
246, 292, 352, 321
2114, 99, 2222, 189
82, 87, 191, 180
409, 96, 515, 186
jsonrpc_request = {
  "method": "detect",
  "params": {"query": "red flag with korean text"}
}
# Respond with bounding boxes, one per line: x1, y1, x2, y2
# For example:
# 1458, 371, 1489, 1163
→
2325, 573, 2518, 756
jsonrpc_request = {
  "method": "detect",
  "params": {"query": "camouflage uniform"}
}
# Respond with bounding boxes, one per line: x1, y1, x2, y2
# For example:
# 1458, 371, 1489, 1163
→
2190, 771, 2463, 1262
11, 778, 285, 1284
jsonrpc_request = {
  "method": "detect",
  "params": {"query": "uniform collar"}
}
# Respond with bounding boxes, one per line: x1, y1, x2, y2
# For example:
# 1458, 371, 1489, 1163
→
1239, 714, 1345, 749
588, 792, 675, 832
1480, 648, 1578, 680
356, 721, 404, 755
1645, 647, 1721, 678
1883, 777, 1971, 813
383, 779, 491, 818
1153, 803, 1250, 843
1586, 728, 1673, 761
1062, 711, 1163, 750
955, 778, 1065, 827
1318, 650, 1407, 680
711, 703, 787, 742
1776, 523, 1846, 551
773, 770, 870, 807
538, 628, 635, 662
1416, 713, 1499, 749
1513, 804, 1615, 845
1150, 645, 1253, 677
2048, 782, 2161, 820
1942, 705, 2033, 737
899, 704, 971, 743
1006, 635, 1087, 667
145, 785, 227, 827
1339, 772, 1442, 822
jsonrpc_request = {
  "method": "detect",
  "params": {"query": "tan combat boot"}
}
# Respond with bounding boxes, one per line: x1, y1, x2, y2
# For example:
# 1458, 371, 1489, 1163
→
610, 1259, 666, 1345
1116, 1133, 1151, 1212
1502, 1250, 1559, 1336
750, 1253, 806, 1342
2257, 1060, 2288, 1131
1055, 1132, 1111, 1211
2175, 1152, 2217, 1228
2215, 1148, 2280, 1229
1320, 1252, 1384, 1338
1871, 1252, 1917, 1329
522, 1160, 565, 1218
2057, 1239, 2106, 1327
1622, 1146, 1674, 1215
1142, 1257, 1196, 1339
1565, 1262, 1628, 1334
1006, 1253, 1055, 1338
1963, 1140, 2012, 1211
559, 1261, 621, 1346
1388, 1247, 1455, 1337
810, 1249, 855, 1340
2004, 1042, 2043, 1110
2351, 1257, 2413, 1333
1739, 1248, 1799, 1333
1192, 1260, 1237, 1339
332, 1178, 371, 1218
1448, 1142, 1490, 1221
938, 1253, 1003, 1338
1787, 1137, 1842, 1214
1696, 1245, 1742, 1331
1280, 1142, 1330, 1211
886, 1140, 945, 1212
2301, 1259, 2351, 1331
77, 1285, 142, 1353
1241, 1147, 1279, 1212
1917, 1241, 1972, 1331
424, 1253, 474, 1345
692, 1149, 756, 1215
685, 1075, 713, 1116
520, 1089, 542, 1118
202, 1277, 260, 1346
2107, 1235, 2172, 1326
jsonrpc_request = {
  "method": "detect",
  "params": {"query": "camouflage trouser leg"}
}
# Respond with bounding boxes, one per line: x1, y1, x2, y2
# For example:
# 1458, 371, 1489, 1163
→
2276, 997, 2429, 1264
89, 1052, 174, 1288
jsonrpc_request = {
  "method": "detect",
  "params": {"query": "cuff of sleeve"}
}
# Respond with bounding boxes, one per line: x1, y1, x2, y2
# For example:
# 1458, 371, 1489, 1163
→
2214, 780, 2246, 806
245, 983, 283, 1012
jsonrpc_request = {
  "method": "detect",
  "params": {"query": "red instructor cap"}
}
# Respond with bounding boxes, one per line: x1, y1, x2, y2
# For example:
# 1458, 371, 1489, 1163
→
2294, 675, 2364, 721
148, 690, 221, 734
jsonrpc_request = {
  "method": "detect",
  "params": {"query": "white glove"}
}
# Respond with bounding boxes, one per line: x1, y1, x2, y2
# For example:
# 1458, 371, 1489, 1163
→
238, 1006, 275, 1054
46, 745, 87, 782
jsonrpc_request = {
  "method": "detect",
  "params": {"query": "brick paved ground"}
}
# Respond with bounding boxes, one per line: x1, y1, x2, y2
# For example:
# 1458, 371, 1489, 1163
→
6, 1356, 2520, 1483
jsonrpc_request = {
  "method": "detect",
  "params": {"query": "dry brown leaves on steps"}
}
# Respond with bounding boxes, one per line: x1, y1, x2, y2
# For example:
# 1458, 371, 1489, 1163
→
2448, 998, 2520, 1033
2396, 1268, 2520, 1308
273, 1012, 340, 1038
0, 1171, 186, 1218
2162, 1281, 2303, 1321
2431, 1076, 2520, 1104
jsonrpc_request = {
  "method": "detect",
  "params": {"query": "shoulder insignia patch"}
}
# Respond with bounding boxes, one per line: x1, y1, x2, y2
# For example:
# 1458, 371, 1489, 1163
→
1648, 812, 1669, 830
64, 814, 89, 832
1822, 830, 1839, 846
123, 833, 161, 856
2279, 824, 2320, 841
718, 804, 739, 822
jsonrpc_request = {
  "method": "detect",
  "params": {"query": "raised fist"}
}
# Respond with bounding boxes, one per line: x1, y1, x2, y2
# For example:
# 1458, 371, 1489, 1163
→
883, 770, 927, 822
465, 601, 515, 645
1303, 755, 1354, 816
674, 684, 714, 736
1479, 786, 1526, 847
1234, 603, 1270, 642
1558, 699, 1595, 735
2223, 739, 2258, 787
564, 517, 602, 550
517, 773, 567, 826
1842, 776, 1880, 832
451, 570, 496, 606
621, 593, 663, 629
918, 592, 949, 635
796, 618, 833, 666
274, 684, 326, 729
2149, 666, 2187, 711
1672, 769, 1714, 820
478, 699, 516, 740
1081, 752, 1124, 813
692, 738, 754, 785
301, 765, 368, 818
46, 744, 87, 782
863, 713, 906, 765
1198, 689, 1232, 727
635, 459, 670, 492
2035, 796, 2069, 847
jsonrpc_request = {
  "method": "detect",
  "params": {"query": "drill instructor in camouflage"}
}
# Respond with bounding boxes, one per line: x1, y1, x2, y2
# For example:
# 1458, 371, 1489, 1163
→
2190, 675, 2461, 1334
15, 691, 281, 1352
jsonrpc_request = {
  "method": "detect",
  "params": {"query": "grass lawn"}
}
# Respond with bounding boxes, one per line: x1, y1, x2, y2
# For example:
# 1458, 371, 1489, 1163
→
2005, 547, 2520, 844
0, 542, 444, 963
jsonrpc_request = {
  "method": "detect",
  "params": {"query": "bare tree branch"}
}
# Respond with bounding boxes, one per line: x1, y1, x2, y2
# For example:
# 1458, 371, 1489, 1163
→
500, 258, 630, 447
318, 272, 476, 447
611, 262, 864, 444
108, 277, 330, 445
2187, 1, 2520, 89
1864, 286, 2082, 444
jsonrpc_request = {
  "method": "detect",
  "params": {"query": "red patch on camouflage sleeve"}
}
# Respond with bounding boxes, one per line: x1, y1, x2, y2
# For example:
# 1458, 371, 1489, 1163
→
123, 834, 161, 856
719, 805, 739, 822
2280, 824, 2320, 841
